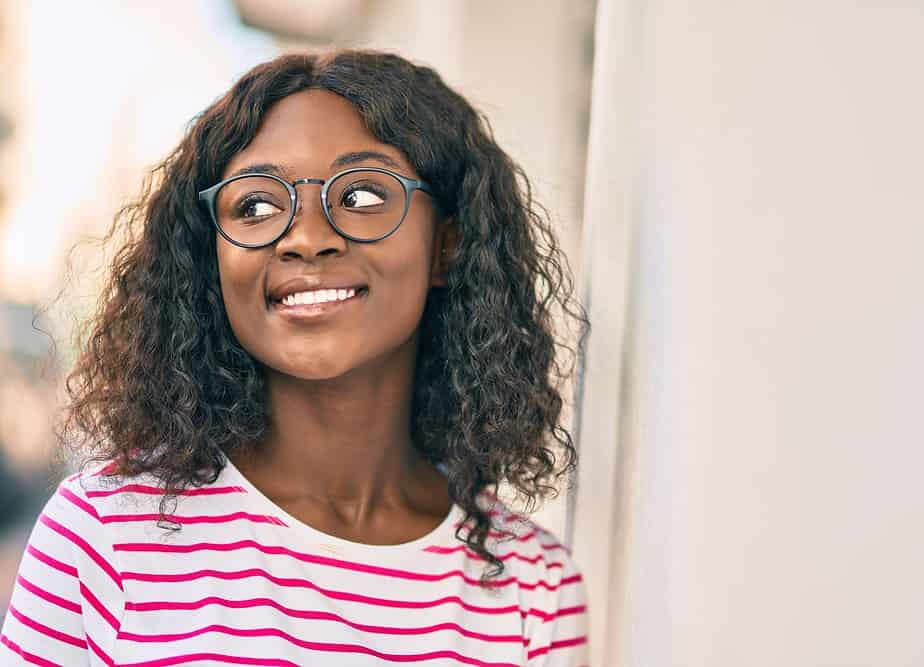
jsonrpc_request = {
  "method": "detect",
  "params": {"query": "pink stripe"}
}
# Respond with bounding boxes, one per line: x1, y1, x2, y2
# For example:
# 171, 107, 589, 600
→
26, 545, 77, 578
59, 487, 101, 521
551, 604, 587, 619
86, 633, 115, 667
504, 573, 584, 595
453, 508, 555, 529
100, 511, 287, 527
453, 522, 541, 541
39, 514, 123, 590
7, 604, 87, 649
79, 582, 121, 632
559, 574, 584, 587
86, 484, 246, 498
121, 566, 527, 617
112, 539, 564, 590
121, 654, 302, 667
122, 595, 525, 645
1, 633, 61, 667
527, 635, 588, 660
496, 530, 542, 542
423, 545, 565, 568
93, 460, 120, 476
515, 574, 579, 593
520, 607, 555, 622
502, 518, 555, 535
475, 525, 570, 552
16, 574, 82, 614
116, 624, 520, 667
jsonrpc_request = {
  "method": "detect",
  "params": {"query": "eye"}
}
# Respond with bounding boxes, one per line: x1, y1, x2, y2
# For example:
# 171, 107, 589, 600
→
340, 183, 387, 209
238, 196, 284, 220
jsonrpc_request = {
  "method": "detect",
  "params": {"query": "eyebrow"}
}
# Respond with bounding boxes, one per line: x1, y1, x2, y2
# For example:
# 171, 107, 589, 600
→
330, 150, 401, 170
226, 151, 403, 181
227, 163, 291, 179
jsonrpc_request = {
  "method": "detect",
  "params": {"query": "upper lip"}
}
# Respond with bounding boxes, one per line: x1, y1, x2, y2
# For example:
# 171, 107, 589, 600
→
267, 276, 368, 302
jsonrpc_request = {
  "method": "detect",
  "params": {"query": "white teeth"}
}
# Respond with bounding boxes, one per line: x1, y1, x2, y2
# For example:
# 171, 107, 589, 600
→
279, 288, 359, 306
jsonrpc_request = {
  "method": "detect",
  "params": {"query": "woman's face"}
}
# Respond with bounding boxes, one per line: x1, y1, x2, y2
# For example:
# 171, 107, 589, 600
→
215, 89, 445, 381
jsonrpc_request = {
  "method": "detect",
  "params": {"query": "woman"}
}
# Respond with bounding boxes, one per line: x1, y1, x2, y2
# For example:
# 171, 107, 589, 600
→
1, 50, 589, 665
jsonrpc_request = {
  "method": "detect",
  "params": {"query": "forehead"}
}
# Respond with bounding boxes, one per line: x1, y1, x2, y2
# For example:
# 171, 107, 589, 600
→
222, 89, 411, 179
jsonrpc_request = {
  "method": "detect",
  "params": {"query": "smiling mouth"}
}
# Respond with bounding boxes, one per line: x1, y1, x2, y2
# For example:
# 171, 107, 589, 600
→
268, 288, 369, 321
270, 286, 369, 307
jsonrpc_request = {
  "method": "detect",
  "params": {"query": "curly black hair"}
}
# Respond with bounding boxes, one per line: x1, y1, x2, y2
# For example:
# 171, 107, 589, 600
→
59, 49, 588, 584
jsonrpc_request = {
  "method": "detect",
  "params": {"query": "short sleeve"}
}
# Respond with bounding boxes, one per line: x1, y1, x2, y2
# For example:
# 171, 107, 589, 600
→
526, 550, 591, 666
1, 473, 125, 665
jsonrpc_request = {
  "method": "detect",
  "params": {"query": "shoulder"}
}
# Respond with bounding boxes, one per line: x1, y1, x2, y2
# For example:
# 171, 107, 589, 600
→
1, 461, 130, 661
38, 458, 196, 563
57, 458, 241, 517
35, 458, 243, 579
475, 496, 590, 662
54, 459, 165, 522
35, 460, 154, 576
475, 493, 587, 593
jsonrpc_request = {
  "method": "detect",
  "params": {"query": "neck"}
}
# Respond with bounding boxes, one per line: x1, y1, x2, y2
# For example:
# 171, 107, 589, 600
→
230, 334, 434, 522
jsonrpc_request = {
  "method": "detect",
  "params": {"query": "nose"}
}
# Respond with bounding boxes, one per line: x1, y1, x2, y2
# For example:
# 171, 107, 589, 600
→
273, 180, 347, 260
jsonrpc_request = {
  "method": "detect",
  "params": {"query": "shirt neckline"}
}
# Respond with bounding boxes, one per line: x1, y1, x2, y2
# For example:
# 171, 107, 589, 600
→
219, 452, 464, 556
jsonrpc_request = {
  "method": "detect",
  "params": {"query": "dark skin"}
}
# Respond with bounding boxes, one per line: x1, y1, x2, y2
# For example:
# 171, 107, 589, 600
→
219, 90, 456, 545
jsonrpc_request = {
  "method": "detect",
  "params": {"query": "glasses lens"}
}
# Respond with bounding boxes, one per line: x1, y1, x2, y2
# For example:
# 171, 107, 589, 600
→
215, 176, 292, 246
326, 170, 407, 240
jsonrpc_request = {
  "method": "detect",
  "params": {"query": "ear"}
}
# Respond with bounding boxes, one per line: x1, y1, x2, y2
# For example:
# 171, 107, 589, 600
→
429, 216, 458, 288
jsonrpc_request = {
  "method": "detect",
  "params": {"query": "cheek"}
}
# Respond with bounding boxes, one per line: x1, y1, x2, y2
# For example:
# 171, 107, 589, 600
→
365, 223, 435, 321
216, 243, 267, 341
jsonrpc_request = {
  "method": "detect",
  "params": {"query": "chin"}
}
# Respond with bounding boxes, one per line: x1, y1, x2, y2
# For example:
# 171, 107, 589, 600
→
290, 365, 353, 381
255, 336, 359, 380
271, 356, 355, 382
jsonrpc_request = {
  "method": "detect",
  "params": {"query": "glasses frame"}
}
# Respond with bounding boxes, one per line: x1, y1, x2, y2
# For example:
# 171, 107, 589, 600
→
197, 166, 435, 249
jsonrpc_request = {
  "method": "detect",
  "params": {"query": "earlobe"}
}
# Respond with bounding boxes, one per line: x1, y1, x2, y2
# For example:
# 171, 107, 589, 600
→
429, 217, 458, 287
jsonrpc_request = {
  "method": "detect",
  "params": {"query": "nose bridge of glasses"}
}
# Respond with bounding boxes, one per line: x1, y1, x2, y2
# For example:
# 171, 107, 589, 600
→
289, 177, 327, 219
292, 178, 325, 187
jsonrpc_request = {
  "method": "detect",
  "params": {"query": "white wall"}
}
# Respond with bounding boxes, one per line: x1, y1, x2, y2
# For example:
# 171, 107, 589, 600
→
576, 1, 924, 665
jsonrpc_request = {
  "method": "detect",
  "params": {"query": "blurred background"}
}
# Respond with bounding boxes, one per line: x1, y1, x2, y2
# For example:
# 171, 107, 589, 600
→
3, 1, 924, 666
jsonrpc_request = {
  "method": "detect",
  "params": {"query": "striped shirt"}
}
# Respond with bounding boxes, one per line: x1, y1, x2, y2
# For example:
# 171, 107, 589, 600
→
1, 456, 589, 666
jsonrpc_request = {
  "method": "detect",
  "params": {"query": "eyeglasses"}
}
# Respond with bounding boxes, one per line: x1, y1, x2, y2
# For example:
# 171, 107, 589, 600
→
198, 167, 434, 248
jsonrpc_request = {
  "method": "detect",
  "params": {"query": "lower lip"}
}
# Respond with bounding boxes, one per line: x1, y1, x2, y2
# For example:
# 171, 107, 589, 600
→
270, 290, 366, 321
